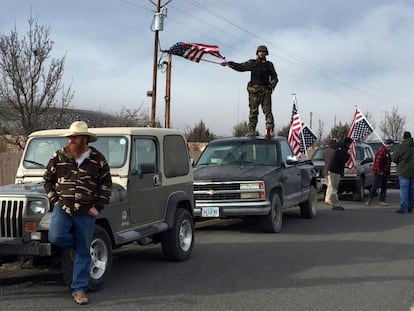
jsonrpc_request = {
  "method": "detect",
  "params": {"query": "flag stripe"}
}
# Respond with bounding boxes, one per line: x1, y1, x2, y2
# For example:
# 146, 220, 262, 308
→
288, 100, 302, 156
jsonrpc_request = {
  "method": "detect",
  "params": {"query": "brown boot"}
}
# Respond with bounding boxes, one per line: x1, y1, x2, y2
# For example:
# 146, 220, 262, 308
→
73, 290, 88, 305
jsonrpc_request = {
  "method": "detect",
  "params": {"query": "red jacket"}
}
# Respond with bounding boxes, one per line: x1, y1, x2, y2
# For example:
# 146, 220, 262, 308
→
372, 146, 391, 174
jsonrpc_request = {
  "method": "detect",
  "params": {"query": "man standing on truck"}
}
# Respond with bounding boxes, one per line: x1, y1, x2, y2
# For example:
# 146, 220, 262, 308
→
44, 121, 112, 305
221, 45, 278, 137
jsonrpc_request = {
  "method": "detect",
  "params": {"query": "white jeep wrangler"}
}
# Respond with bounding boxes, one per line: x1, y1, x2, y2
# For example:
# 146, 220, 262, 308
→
0, 127, 194, 290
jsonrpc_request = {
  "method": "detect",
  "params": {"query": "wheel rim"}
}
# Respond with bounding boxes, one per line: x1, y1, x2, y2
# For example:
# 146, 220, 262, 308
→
90, 237, 108, 280
179, 219, 193, 252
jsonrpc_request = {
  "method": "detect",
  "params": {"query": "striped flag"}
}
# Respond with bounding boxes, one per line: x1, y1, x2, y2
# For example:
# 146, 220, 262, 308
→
288, 101, 302, 156
347, 108, 374, 170
168, 42, 225, 63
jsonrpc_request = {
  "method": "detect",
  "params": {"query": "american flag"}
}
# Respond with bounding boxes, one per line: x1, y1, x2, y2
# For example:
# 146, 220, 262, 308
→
168, 42, 225, 63
288, 101, 302, 156
347, 107, 374, 170
300, 125, 317, 153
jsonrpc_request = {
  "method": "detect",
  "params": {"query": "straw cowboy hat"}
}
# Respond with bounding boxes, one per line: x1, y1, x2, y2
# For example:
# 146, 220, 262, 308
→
64, 121, 97, 142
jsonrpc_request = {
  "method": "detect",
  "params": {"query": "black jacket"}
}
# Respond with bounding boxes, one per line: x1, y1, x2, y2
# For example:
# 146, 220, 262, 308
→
327, 144, 350, 175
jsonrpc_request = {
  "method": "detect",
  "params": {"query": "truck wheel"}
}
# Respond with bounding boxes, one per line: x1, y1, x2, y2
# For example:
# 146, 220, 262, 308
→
161, 208, 194, 261
61, 225, 112, 291
260, 194, 282, 233
353, 178, 364, 201
300, 186, 317, 218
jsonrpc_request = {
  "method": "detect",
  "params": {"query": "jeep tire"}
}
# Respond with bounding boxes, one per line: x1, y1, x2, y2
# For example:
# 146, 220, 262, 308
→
61, 225, 112, 291
161, 208, 194, 261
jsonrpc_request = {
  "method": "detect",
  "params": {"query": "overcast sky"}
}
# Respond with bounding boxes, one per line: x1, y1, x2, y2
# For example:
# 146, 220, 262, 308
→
1, 0, 413, 137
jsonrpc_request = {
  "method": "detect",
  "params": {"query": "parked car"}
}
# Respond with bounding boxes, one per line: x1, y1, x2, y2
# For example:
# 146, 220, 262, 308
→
193, 136, 318, 233
311, 143, 375, 201
364, 140, 400, 186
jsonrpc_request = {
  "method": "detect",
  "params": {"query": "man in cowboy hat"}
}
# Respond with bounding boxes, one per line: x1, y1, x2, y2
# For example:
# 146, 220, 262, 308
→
44, 121, 112, 305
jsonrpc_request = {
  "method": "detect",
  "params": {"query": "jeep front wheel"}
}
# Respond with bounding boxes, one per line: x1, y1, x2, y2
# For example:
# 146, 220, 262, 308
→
161, 208, 194, 261
61, 225, 112, 291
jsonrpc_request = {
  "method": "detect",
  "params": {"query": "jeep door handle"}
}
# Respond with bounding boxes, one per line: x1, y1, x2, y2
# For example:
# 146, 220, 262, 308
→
153, 175, 160, 186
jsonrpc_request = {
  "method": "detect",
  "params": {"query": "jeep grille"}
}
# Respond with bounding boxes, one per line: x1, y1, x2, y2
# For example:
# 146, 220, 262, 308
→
0, 199, 24, 238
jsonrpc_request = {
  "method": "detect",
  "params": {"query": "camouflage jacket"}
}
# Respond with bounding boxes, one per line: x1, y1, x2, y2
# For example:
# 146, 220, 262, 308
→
44, 146, 112, 216
228, 58, 278, 90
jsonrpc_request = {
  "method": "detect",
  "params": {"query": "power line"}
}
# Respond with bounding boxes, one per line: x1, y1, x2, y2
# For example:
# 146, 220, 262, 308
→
177, 0, 405, 106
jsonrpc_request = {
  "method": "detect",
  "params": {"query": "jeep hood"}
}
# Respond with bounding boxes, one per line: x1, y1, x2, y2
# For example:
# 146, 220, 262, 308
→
193, 165, 274, 181
0, 183, 45, 195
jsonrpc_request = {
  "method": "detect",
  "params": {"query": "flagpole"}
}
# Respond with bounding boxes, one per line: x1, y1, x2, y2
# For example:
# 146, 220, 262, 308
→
200, 59, 223, 65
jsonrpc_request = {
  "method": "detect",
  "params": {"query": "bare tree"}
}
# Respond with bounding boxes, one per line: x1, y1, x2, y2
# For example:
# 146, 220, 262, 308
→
0, 14, 73, 149
379, 106, 406, 140
277, 124, 289, 137
329, 122, 350, 142
233, 121, 249, 137
112, 106, 152, 127
317, 119, 324, 140
185, 120, 215, 142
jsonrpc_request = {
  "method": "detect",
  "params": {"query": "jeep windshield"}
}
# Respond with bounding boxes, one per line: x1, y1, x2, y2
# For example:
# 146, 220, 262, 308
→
23, 136, 128, 169
196, 140, 279, 166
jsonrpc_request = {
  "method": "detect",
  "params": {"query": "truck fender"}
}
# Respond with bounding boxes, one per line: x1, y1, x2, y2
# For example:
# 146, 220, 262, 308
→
164, 191, 193, 228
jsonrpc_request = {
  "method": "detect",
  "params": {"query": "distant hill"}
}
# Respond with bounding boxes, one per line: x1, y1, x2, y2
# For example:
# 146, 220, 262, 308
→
0, 105, 118, 130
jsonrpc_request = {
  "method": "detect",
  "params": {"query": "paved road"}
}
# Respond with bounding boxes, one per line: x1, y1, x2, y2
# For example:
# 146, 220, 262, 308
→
1, 189, 414, 311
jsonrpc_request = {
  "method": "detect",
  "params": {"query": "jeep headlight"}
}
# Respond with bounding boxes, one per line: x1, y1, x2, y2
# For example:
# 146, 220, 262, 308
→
28, 200, 47, 214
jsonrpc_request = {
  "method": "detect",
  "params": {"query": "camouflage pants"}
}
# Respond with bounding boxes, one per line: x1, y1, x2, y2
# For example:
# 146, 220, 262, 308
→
248, 90, 274, 132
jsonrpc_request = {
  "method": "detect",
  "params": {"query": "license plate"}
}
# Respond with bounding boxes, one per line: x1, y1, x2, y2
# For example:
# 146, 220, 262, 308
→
201, 207, 220, 217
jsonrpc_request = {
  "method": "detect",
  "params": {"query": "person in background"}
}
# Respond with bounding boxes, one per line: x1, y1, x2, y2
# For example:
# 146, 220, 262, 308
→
221, 45, 278, 137
326, 137, 353, 211
392, 131, 414, 214
324, 139, 337, 205
365, 139, 393, 206
44, 121, 112, 305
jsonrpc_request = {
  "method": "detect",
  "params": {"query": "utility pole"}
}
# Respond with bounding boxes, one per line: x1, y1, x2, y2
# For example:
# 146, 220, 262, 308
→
149, 0, 171, 127
165, 52, 172, 128
310, 111, 313, 129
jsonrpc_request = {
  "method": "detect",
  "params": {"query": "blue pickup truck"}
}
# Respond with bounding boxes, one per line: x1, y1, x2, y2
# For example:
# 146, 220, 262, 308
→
193, 136, 318, 233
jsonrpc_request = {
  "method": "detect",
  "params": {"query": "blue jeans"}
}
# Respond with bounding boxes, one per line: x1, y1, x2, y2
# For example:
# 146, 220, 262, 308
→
397, 177, 414, 212
48, 206, 95, 295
